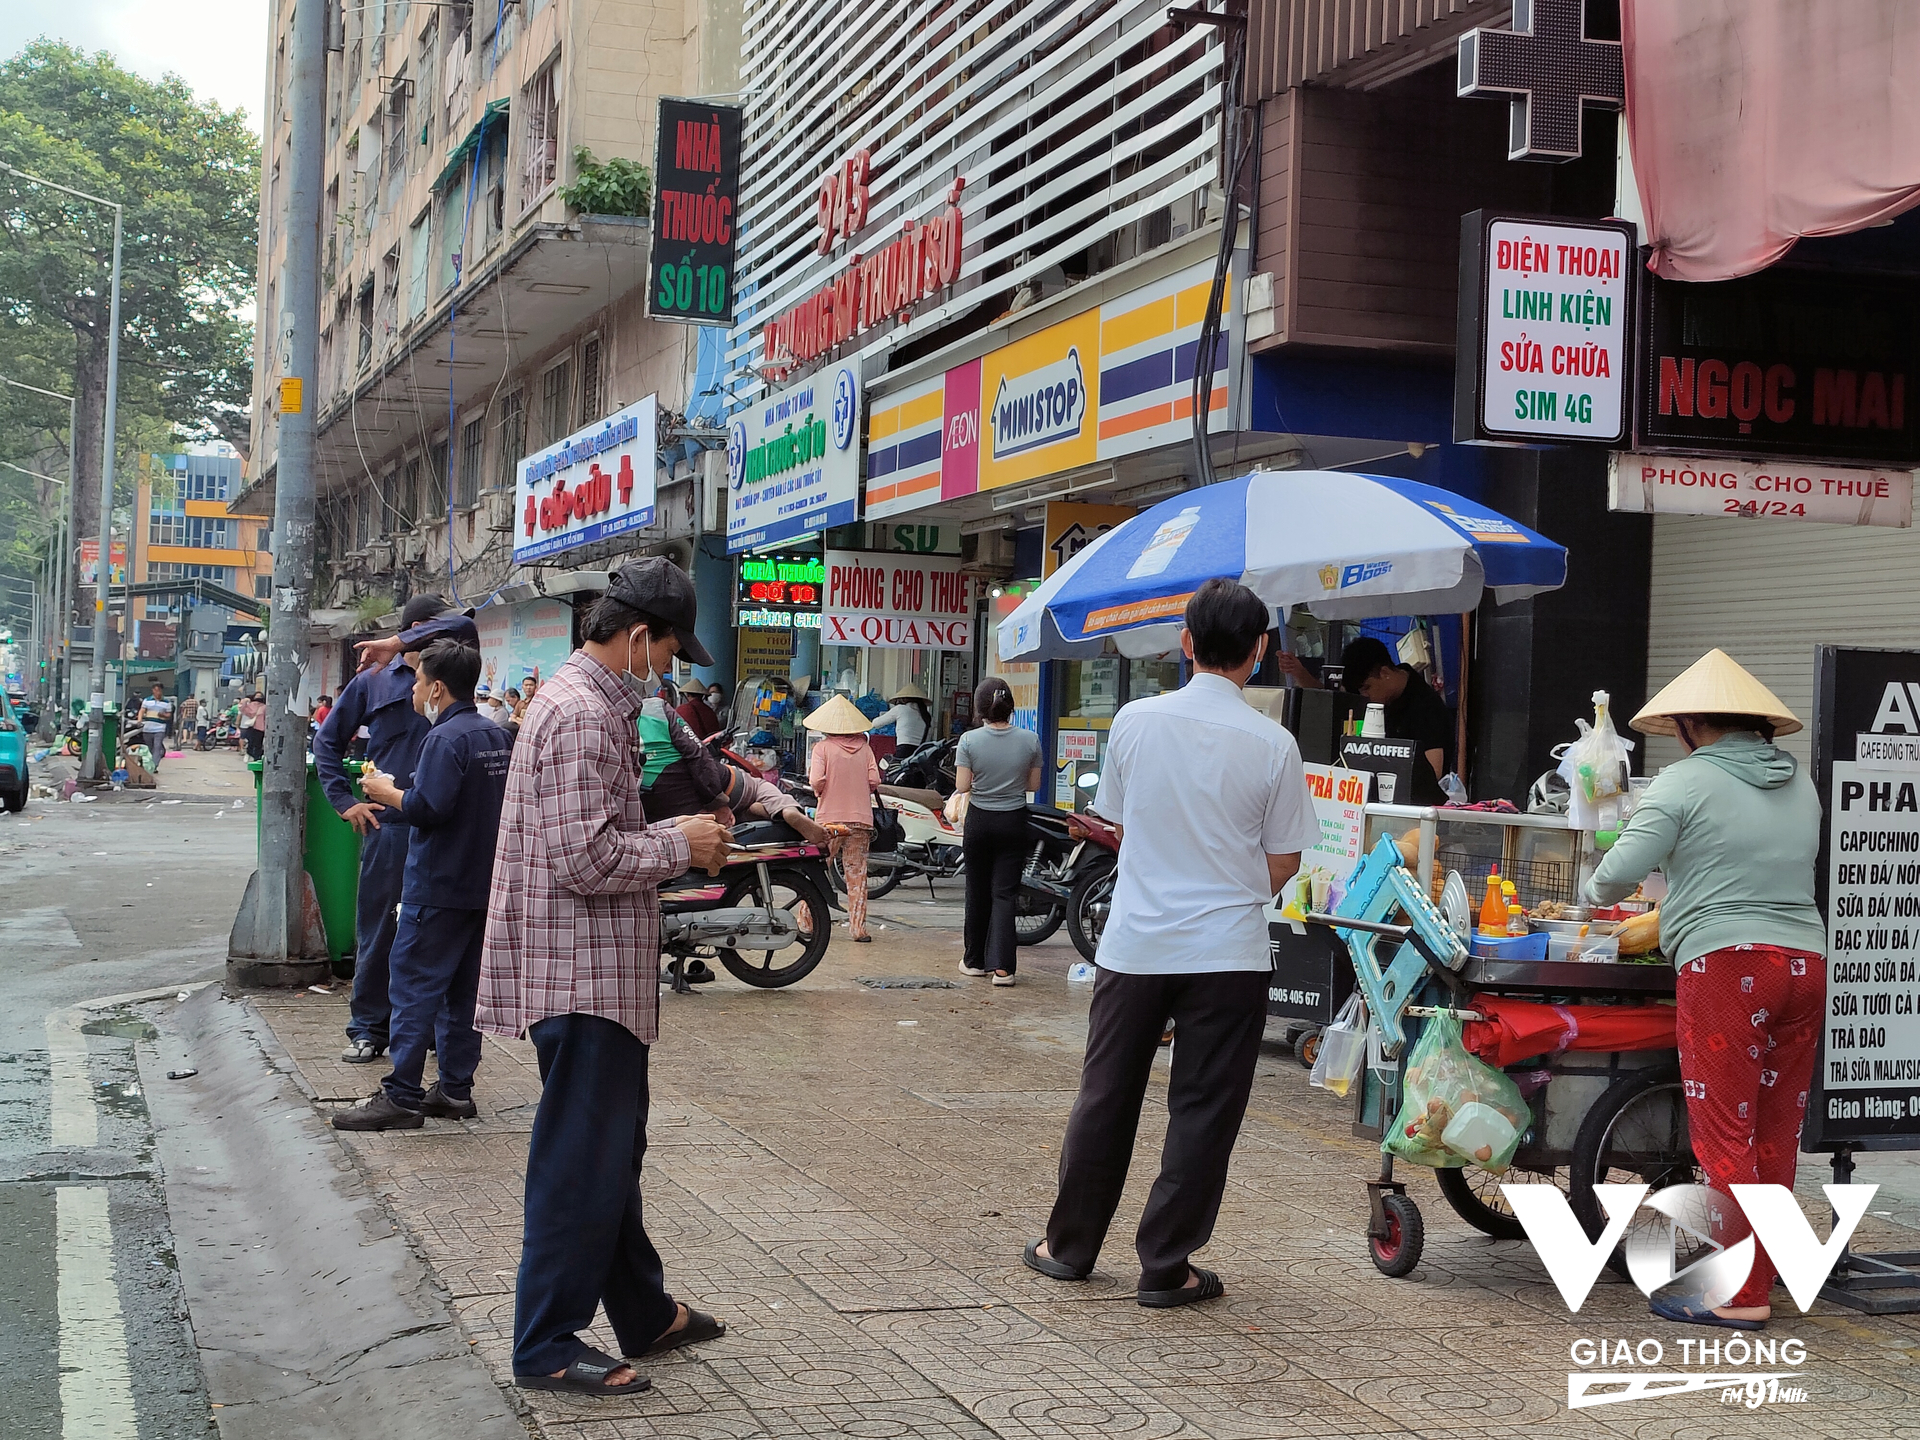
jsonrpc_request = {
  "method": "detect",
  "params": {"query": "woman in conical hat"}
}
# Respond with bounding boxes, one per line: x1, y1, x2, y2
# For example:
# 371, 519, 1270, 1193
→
1587, 649, 1824, 1331
805, 694, 881, 942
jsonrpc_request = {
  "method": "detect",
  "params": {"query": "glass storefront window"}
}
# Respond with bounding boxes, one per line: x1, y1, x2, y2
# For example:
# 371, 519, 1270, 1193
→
1127, 657, 1180, 701
1060, 656, 1121, 718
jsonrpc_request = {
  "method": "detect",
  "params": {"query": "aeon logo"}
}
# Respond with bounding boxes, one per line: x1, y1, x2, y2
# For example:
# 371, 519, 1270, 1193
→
1503, 1181, 1876, 1314
945, 410, 978, 451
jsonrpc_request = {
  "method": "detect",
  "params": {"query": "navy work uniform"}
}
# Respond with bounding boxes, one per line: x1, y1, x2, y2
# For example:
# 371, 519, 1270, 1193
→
382, 700, 515, 1111
313, 613, 479, 1054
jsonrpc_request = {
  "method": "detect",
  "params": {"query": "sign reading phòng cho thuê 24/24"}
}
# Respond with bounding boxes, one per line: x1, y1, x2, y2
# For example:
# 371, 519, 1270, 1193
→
514, 397, 658, 563
727, 361, 861, 553
1454, 211, 1634, 447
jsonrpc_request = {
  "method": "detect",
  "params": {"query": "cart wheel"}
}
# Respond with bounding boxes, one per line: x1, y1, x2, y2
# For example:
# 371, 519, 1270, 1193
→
1295, 1029, 1323, 1070
1568, 1065, 1700, 1275
1436, 1164, 1566, 1241
1369, 1192, 1424, 1277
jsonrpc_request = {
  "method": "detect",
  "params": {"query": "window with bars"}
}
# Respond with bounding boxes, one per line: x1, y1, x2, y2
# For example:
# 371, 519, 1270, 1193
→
334, 296, 353, 391
579, 336, 603, 425
379, 244, 401, 338
149, 514, 235, 549
385, 70, 409, 177
397, 458, 420, 528
459, 415, 485, 506
355, 490, 373, 549
540, 359, 572, 446
255, 575, 273, 599
497, 389, 525, 489
356, 277, 375, 366
521, 62, 559, 211
427, 436, 450, 519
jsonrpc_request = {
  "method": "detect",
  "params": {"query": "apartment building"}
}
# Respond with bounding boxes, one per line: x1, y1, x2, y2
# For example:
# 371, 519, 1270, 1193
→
241, 0, 742, 664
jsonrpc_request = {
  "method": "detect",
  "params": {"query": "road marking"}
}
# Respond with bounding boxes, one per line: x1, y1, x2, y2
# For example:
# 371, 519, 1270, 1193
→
56, 1186, 138, 1440
46, 1011, 96, 1150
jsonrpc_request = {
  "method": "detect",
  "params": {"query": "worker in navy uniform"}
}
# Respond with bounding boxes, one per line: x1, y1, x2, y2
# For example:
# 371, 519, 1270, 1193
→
334, 639, 514, 1130
314, 594, 481, 1063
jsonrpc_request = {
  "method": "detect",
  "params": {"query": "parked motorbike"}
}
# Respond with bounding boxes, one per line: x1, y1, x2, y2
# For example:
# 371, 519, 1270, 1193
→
659, 816, 835, 990
882, 736, 958, 797
829, 782, 965, 900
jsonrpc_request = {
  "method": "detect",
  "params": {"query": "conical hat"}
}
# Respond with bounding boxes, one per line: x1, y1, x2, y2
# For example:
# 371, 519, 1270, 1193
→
888, 681, 929, 702
1631, 649, 1802, 738
803, 693, 874, 735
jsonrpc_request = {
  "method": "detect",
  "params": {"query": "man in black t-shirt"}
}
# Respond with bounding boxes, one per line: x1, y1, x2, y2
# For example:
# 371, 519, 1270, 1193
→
1338, 637, 1453, 802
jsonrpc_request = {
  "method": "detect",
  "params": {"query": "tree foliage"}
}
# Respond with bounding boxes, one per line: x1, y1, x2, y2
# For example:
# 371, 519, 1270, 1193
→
0, 39, 260, 603
559, 147, 653, 218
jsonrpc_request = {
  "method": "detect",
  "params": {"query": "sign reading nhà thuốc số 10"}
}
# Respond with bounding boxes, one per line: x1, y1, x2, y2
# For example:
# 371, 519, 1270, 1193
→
1454, 211, 1633, 447
648, 100, 742, 326
736, 552, 824, 630
512, 397, 657, 563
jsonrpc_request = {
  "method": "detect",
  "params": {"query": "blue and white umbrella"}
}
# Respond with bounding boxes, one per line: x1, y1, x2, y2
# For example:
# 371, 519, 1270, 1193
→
997, 470, 1567, 661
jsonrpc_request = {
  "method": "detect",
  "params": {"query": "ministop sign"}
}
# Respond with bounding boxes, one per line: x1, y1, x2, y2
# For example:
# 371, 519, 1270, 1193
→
1454, 210, 1634, 447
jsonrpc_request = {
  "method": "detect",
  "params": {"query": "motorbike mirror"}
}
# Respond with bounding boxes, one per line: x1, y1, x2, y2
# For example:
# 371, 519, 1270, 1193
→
1076, 771, 1101, 790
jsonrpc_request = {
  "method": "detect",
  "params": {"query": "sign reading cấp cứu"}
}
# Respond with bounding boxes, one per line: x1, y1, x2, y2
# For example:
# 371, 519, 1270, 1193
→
513, 397, 658, 563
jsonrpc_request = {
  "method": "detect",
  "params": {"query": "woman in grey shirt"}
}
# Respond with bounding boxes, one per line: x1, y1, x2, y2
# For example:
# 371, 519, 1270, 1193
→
954, 677, 1043, 985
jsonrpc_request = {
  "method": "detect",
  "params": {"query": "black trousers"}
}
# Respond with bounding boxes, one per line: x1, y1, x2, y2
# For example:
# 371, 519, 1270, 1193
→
512, 1013, 677, 1377
963, 804, 1028, 975
1045, 966, 1269, 1290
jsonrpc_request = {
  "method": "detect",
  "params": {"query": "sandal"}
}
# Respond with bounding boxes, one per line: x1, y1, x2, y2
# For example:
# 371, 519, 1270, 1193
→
515, 1346, 652, 1396
1138, 1265, 1225, 1309
633, 1307, 727, 1357
1023, 1238, 1088, 1281
1649, 1294, 1765, 1330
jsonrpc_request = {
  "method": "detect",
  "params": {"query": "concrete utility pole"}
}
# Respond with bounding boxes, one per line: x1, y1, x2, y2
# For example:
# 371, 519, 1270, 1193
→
1, 377, 79, 718
230, 0, 328, 983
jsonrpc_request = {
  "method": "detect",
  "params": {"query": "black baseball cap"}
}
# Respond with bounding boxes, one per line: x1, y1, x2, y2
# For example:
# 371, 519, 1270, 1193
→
606, 557, 712, 667
396, 608, 480, 650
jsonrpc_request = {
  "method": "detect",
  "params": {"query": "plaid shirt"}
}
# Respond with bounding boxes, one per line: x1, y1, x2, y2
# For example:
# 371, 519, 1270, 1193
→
477, 650, 692, 1044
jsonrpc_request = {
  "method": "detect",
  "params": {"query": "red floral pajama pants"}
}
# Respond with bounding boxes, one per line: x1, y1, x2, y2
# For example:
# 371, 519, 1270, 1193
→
825, 822, 872, 939
1675, 944, 1825, 1309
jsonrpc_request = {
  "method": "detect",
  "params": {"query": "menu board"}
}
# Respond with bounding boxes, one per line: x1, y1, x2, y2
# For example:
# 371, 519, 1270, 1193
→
1808, 645, 1920, 1151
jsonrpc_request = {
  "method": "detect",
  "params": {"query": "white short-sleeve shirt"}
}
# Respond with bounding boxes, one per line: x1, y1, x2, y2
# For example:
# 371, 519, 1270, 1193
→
1092, 671, 1319, 974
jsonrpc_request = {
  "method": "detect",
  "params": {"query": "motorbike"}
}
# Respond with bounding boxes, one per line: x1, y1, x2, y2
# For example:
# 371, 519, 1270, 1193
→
659, 816, 835, 990
829, 782, 965, 901
1059, 801, 1120, 962
882, 736, 958, 796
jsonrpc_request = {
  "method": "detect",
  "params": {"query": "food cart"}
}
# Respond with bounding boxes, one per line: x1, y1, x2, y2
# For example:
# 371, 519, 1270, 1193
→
1288, 802, 1693, 1276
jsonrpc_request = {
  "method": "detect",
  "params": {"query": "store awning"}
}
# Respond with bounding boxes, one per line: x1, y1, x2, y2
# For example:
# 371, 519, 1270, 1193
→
433, 98, 510, 193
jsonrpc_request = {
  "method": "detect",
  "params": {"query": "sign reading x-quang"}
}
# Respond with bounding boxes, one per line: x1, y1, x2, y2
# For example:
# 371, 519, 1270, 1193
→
1458, 0, 1623, 162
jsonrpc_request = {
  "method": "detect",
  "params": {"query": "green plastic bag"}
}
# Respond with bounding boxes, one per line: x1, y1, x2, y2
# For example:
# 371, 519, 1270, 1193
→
1382, 1011, 1530, 1174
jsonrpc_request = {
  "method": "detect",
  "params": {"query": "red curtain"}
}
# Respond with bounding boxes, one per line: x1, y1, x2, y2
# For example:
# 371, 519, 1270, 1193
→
1624, 0, 1920, 281
1463, 996, 1677, 1068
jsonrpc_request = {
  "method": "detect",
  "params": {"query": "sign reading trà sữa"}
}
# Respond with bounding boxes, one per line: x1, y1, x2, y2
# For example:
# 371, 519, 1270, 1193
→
1454, 211, 1634, 447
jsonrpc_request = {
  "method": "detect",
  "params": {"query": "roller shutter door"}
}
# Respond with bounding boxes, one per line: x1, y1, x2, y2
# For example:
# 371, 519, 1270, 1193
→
1645, 509, 1920, 772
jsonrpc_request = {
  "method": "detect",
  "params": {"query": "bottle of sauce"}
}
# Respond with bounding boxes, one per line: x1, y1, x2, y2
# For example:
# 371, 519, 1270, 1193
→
1478, 866, 1506, 935
1505, 904, 1528, 937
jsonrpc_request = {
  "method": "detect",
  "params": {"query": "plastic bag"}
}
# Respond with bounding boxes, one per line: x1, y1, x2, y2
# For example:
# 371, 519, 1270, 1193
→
1382, 1011, 1530, 1173
1309, 993, 1368, 1098
1558, 690, 1634, 833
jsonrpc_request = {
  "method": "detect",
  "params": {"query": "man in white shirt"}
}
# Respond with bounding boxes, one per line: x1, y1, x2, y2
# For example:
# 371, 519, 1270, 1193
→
1024, 578, 1318, 1308
138, 682, 174, 774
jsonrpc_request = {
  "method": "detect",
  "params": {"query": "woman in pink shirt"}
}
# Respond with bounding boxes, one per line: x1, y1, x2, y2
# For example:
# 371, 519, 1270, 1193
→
805, 695, 882, 943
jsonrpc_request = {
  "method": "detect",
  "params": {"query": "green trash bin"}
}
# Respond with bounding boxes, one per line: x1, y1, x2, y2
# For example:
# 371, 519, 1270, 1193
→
251, 759, 366, 970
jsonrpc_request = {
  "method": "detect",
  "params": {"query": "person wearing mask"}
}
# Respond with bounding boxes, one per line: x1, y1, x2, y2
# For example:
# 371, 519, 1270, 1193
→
706, 683, 731, 732
1025, 579, 1318, 1306
314, 595, 479, 1064
873, 682, 933, 753
1587, 650, 1824, 1331
805, 694, 883, 944
1277, 635, 1452, 803
952, 678, 1043, 986
138, 682, 173, 774
477, 559, 732, 1396
239, 691, 267, 761
673, 682, 721, 741
334, 640, 514, 1131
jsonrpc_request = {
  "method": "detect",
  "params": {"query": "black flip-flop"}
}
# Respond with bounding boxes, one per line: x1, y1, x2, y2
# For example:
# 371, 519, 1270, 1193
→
635, 1308, 727, 1357
1023, 1238, 1088, 1281
515, 1346, 652, 1396
1138, 1265, 1224, 1308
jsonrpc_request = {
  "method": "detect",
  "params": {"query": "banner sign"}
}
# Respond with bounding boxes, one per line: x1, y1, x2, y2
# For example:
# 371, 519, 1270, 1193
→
727, 361, 861, 552
1453, 210, 1633, 447
513, 397, 658, 563
866, 257, 1234, 520
79, 540, 128, 587
1808, 645, 1920, 1151
475, 597, 573, 691
1609, 452, 1912, 528
648, 100, 742, 325
823, 550, 972, 650
1043, 502, 1135, 577
1634, 268, 1920, 465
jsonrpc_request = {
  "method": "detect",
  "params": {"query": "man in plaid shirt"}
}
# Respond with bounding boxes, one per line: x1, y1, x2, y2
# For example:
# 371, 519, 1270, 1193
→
478, 558, 731, 1397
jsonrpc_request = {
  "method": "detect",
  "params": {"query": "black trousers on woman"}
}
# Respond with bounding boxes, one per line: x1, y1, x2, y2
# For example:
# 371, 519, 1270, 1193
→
963, 804, 1029, 975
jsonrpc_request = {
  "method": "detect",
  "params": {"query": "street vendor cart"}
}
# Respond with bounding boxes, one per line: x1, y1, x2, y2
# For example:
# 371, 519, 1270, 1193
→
1293, 802, 1695, 1277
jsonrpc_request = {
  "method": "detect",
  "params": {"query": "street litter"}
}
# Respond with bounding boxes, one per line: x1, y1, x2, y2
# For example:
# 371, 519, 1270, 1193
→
70, 793, 95, 803
166, 1069, 198, 1080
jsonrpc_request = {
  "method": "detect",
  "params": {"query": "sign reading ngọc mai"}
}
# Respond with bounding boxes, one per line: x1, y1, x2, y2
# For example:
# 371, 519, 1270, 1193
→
1454, 211, 1633, 447
1608, 453, 1913, 528
727, 362, 861, 552
648, 100, 742, 326
823, 550, 972, 650
513, 397, 658, 563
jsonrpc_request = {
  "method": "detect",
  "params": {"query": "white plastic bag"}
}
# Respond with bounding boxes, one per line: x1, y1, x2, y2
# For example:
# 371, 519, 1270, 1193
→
1309, 993, 1368, 1098
1558, 690, 1634, 833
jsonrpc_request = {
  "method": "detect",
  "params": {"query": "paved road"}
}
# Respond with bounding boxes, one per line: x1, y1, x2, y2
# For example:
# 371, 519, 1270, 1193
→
0, 763, 255, 1440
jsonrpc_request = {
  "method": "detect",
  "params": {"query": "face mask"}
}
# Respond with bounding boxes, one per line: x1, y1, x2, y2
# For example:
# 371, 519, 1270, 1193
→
623, 627, 661, 699
425, 688, 443, 723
